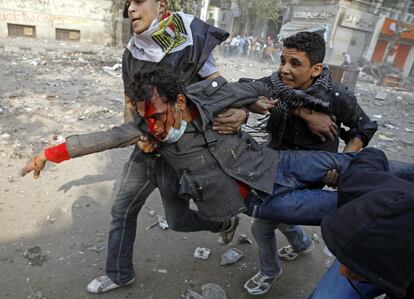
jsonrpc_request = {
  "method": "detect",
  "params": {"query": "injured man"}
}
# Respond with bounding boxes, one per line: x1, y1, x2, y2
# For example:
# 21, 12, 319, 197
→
22, 70, 414, 226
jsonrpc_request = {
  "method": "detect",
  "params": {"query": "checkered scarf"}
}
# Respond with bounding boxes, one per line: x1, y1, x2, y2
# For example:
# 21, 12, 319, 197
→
266, 66, 333, 148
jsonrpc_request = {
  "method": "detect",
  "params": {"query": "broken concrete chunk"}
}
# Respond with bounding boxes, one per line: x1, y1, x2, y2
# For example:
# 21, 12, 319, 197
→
185, 283, 227, 299
375, 90, 387, 101
220, 247, 243, 265
23, 246, 48, 266
194, 247, 211, 260
157, 215, 169, 230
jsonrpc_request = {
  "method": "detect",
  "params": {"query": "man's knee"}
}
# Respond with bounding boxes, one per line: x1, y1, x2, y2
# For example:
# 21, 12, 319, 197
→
251, 219, 278, 239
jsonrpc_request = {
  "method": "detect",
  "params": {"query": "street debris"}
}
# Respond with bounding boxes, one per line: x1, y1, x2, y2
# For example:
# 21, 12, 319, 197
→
237, 234, 253, 245
375, 90, 387, 101
157, 215, 169, 230
87, 244, 105, 253
145, 206, 156, 217
185, 283, 227, 299
46, 215, 56, 224
378, 134, 395, 141
23, 246, 48, 266
220, 247, 243, 266
145, 221, 159, 230
194, 247, 211, 260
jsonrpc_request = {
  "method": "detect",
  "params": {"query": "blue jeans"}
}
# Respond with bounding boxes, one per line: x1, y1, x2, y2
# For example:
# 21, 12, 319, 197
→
106, 152, 224, 284
252, 220, 312, 276
309, 260, 388, 299
246, 150, 414, 224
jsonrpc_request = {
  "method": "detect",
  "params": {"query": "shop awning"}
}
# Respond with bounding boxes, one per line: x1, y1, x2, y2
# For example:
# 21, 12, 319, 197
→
279, 21, 328, 39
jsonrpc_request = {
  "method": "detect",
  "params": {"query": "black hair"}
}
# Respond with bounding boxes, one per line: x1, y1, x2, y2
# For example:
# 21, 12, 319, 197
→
283, 32, 325, 65
123, 0, 161, 18
131, 70, 184, 104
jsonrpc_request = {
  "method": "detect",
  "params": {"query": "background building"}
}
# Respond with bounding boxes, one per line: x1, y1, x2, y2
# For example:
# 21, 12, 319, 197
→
0, 0, 127, 46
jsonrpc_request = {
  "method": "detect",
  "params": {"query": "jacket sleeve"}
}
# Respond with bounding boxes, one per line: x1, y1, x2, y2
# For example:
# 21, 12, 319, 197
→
185, 76, 272, 130
331, 85, 378, 147
65, 123, 144, 158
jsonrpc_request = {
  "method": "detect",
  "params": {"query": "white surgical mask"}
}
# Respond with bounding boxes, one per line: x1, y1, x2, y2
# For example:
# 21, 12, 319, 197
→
162, 120, 187, 143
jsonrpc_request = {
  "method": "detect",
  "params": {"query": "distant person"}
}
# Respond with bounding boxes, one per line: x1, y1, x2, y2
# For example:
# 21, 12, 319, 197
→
342, 52, 351, 66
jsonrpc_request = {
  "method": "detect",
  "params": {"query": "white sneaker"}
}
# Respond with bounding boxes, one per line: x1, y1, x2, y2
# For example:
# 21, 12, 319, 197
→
278, 240, 315, 261
244, 269, 282, 295
86, 275, 135, 293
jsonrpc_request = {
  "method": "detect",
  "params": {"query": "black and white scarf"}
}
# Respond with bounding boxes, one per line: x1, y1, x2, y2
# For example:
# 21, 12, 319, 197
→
266, 66, 333, 147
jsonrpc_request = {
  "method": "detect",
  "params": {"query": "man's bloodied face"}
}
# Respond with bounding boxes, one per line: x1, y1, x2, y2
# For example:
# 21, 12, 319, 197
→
137, 87, 181, 141
127, 0, 164, 34
279, 47, 321, 90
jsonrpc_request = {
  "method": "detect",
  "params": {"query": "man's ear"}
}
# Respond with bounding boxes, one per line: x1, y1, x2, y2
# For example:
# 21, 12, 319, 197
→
311, 63, 323, 78
176, 94, 187, 111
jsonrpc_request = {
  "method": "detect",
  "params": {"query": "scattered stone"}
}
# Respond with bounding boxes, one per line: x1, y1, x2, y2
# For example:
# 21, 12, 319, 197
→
87, 244, 105, 253
1, 133, 11, 140
378, 134, 394, 141
194, 247, 211, 260
405, 128, 414, 133
237, 234, 253, 245
157, 269, 168, 274
29, 290, 46, 299
157, 215, 169, 230
185, 283, 227, 299
46, 215, 56, 224
145, 221, 159, 230
375, 90, 387, 101
23, 246, 48, 266
384, 123, 397, 130
372, 114, 382, 119
220, 248, 243, 266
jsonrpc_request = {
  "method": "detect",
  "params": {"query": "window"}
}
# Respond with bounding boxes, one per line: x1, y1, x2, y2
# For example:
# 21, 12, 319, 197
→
56, 28, 80, 41
8, 24, 36, 38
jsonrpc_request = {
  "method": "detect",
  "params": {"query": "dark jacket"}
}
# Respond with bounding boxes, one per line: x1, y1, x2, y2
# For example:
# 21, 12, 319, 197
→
157, 77, 276, 221
250, 73, 377, 152
321, 148, 414, 298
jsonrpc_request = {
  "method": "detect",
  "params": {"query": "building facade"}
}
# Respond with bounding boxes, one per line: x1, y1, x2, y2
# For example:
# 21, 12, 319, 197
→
0, 0, 128, 46
279, 0, 381, 65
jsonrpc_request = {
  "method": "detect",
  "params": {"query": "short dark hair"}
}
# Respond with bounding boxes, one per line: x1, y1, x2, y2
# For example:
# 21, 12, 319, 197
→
283, 32, 325, 65
123, 0, 161, 18
131, 70, 184, 104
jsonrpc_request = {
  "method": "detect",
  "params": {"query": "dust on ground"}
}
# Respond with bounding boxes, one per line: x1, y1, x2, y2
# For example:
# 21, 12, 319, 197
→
0, 37, 413, 299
